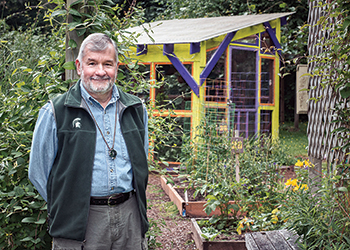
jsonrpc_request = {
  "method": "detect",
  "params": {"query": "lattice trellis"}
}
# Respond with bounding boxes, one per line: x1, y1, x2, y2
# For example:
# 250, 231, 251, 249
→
307, 0, 350, 169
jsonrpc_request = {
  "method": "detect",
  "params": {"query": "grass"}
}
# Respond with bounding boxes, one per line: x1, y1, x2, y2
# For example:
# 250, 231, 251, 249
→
279, 121, 308, 159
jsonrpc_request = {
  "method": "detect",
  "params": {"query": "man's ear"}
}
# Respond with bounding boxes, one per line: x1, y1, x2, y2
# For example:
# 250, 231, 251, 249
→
76, 59, 81, 76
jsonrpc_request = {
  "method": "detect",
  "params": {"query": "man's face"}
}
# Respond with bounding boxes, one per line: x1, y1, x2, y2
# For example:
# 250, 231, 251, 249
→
76, 43, 118, 96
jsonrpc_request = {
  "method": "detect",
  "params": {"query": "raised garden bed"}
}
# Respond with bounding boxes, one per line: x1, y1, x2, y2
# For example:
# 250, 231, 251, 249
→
160, 175, 240, 217
191, 218, 247, 250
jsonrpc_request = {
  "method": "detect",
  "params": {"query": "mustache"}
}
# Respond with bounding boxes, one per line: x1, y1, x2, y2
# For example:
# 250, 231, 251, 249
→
90, 76, 111, 80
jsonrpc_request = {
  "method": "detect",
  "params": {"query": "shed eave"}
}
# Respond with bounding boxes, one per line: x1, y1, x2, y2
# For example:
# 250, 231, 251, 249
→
124, 12, 294, 45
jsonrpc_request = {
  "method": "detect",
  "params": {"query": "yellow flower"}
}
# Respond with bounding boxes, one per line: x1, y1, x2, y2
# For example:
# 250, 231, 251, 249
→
285, 178, 293, 186
290, 179, 298, 187
293, 185, 300, 191
271, 208, 279, 214
295, 160, 303, 167
237, 222, 244, 235
301, 184, 308, 190
237, 216, 249, 235
271, 214, 279, 224
304, 160, 313, 167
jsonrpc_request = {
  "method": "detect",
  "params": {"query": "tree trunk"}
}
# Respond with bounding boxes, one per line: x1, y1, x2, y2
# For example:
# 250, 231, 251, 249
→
65, 0, 84, 81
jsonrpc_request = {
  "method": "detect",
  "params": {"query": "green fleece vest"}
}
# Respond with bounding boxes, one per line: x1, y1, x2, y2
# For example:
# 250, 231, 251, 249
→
47, 81, 149, 241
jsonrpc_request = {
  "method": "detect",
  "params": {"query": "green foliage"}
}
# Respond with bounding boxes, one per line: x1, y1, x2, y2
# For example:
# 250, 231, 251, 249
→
0, 1, 179, 248
179, 119, 294, 232
197, 218, 239, 241
237, 135, 291, 221
1, 0, 48, 30
0, 20, 66, 249
281, 171, 350, 249
204, 180, 241, 220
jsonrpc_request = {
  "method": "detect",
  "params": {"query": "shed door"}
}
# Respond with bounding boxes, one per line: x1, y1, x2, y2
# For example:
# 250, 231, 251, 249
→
229, 46, 259, 138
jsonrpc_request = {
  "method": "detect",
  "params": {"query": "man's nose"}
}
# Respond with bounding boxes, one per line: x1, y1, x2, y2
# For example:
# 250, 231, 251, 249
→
95, 64, 106, 75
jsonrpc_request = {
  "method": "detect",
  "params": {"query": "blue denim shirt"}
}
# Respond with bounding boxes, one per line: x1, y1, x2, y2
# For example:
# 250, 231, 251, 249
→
28, 83, 148, 201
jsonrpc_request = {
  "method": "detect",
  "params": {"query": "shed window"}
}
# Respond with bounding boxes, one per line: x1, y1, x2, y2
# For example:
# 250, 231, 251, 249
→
155, 64, 192, 110
205, 49, 226, 103
260, 58, 274, 104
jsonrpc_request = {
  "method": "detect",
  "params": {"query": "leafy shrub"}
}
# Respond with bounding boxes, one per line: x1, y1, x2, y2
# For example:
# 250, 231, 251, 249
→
0, 21, 66, 249
281, 167, 350, 249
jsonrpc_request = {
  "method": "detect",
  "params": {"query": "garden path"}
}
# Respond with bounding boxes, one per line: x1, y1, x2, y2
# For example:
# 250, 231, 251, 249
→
147, 173, 198, 249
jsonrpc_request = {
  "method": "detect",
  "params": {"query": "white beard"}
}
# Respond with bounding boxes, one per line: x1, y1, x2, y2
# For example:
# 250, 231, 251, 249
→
81, 70, 115, 95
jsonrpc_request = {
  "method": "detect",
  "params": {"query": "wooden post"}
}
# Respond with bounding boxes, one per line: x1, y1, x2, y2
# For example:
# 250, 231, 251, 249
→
294, 101, 299, 129
235, 130, 240, 183
66, 0, 84, 81
280, 76, 285, 123
232, 131, 243, 183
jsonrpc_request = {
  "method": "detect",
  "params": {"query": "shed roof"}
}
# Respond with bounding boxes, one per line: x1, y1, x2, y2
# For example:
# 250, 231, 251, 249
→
126, 12, 294, 45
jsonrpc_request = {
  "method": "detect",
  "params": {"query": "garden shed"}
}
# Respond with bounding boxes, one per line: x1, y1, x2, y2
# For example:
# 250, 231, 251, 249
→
122, 12, 293, 162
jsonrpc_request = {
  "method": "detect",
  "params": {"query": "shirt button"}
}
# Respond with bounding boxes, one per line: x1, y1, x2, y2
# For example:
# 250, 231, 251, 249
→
111, 187, 114, 190
107, 131, 110, 135
110, 169, 113, 172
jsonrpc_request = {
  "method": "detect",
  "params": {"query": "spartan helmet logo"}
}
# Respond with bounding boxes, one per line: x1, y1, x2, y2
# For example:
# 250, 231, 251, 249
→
72, 118, 82, 129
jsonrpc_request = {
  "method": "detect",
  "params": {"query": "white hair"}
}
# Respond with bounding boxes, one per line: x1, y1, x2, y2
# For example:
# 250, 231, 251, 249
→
76, 33, 118, 63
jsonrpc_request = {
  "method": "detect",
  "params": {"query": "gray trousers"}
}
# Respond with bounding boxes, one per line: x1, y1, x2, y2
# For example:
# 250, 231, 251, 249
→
52, 195, 147, 250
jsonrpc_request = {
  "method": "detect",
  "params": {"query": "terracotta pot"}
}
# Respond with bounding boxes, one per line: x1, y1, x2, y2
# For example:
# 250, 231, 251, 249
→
191, 218, 247, 250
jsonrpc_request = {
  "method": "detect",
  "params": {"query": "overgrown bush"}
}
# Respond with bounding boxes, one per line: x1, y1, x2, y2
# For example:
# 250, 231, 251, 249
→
0, 20, 66, 249
0, 0, 179, 248
281, 166, 350, 249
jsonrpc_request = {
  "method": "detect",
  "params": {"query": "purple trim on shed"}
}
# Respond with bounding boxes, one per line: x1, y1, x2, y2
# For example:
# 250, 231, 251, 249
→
280, 16, 287, 26
163, 44, 200, 97
163, 44, 174, 55
190, 43, 201, 54
229, 46, 260, 137
263, 22, 282, 56
200, 32, 236, 85
137, 44, 148, 55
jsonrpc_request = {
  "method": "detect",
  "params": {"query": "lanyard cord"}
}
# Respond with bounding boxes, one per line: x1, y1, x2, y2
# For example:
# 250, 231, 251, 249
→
82, 97, 119, 159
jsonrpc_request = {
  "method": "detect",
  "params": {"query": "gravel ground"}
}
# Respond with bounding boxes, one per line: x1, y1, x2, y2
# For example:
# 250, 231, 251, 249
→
146, 173, 198, 250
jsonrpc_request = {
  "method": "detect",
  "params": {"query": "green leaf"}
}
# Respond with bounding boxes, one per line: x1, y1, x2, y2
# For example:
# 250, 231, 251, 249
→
229, 204, 240, 212
21, 86, 31, 93
204, 205, 213, 215
62, 61, 76, 70
338, 187, 347, 192
76, 27, 87, 37
14, 186, 25, 197
20, 236, 33, 242
67, 22, 81, 31
342, 17, 350, 30
21, 217, 37, 223
51, 9, 66, 17
68, 39, 78, 49
35, 218, 47, 224
69, 8, 82, 17
69, 0, 83, 7
279, 2, 287, 8
339, 86, 350, 99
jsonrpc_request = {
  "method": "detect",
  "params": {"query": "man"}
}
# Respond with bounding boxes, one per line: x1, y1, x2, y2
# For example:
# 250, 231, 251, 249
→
29, 33, 149, 249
